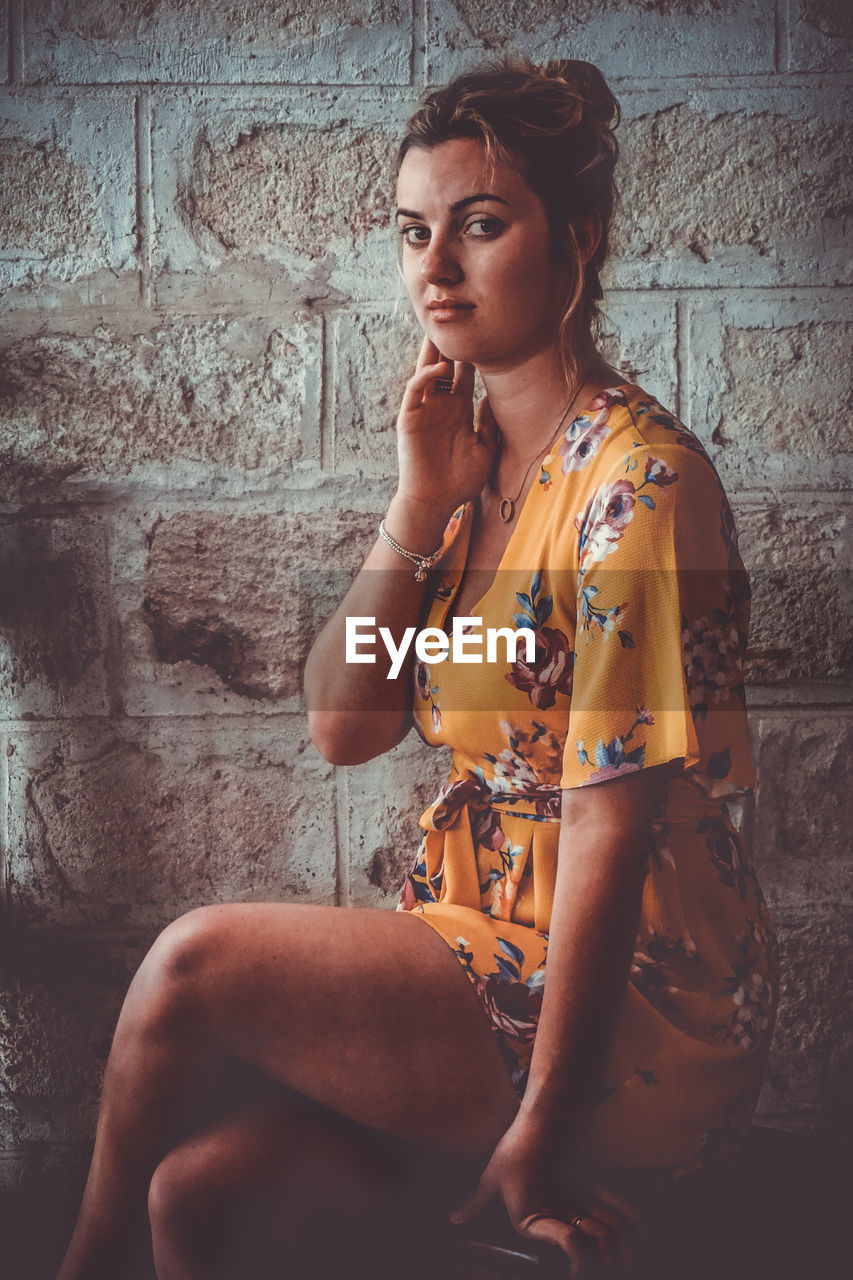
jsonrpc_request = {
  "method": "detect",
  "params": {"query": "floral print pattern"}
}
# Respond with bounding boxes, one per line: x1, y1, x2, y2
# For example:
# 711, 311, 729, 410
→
453, 934, 547, 1094
506, 571, 573, 709
398, 383, 778, 1179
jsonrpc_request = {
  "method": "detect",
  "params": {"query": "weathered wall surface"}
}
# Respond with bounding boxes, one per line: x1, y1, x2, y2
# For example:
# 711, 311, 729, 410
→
1, 0, 851, 1204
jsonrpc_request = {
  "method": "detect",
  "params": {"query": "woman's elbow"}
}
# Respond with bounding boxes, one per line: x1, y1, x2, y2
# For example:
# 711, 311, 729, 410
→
306, 710, 409, 766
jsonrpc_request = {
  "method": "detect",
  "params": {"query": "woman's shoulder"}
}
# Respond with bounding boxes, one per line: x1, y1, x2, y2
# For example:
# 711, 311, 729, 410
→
549, 380, 726, 502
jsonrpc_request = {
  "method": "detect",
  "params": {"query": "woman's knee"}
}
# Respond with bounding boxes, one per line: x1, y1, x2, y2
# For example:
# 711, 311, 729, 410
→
125, 905, 232, 1033
148, 1142, 225, 1275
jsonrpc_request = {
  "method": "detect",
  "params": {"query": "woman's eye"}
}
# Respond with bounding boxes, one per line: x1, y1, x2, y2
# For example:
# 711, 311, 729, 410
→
465, 217, 502, 236
400, 224, 429, 246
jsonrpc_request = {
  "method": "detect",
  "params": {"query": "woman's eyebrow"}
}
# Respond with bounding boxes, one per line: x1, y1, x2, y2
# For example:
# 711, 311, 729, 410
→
395, 193, 511, 219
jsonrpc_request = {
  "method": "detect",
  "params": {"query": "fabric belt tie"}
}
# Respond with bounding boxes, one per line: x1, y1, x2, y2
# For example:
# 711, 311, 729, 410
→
420, 774, 562, 847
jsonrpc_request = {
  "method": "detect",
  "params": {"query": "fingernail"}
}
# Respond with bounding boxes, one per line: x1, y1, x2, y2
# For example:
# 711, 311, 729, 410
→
448, 1211, 463, 1225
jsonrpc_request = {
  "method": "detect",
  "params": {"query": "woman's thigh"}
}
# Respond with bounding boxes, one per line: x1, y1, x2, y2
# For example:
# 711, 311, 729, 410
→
146, 903, 519, 1157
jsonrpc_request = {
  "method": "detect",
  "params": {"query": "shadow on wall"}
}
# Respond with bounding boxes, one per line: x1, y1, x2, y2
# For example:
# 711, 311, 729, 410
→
0, 520, 103, 711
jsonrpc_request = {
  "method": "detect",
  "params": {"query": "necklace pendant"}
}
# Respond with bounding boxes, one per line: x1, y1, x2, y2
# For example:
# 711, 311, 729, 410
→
499, 497, 515, 523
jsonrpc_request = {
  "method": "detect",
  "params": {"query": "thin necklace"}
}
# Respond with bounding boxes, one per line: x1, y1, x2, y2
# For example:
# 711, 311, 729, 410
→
491, 367, 592, 524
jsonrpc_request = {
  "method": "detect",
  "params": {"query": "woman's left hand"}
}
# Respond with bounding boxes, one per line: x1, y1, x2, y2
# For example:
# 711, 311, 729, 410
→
448, 1111, 644, 1279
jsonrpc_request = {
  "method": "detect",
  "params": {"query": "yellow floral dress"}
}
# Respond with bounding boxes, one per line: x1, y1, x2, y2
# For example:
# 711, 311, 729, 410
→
397, 383, 779, 1179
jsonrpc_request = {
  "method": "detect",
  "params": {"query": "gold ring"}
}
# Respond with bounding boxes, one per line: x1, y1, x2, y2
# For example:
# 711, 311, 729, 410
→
434, 377, 454, 393
570, 1214, 585, 1228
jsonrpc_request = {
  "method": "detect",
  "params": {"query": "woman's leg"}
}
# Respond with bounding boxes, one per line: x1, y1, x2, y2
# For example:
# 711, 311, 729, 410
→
57, 903, 519, 1280
148, 1088, 475, 1280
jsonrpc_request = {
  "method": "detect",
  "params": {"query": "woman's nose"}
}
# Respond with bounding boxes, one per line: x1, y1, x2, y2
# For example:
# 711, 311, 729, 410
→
420, 232, 462, 284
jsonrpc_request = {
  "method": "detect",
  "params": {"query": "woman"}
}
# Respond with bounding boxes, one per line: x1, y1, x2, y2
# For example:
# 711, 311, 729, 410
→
57, 60, 778, 1280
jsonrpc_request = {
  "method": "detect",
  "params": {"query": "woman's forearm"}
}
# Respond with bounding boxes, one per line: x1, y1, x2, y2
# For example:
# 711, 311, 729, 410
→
519, 766, 673, 1130
304, 492, 452, 764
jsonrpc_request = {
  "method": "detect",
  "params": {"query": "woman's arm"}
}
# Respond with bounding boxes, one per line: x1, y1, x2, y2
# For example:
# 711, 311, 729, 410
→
304, 494, 453, 765
304, 337, 498, 765
451, 761, 678, 1275
522, 761, 675, 1123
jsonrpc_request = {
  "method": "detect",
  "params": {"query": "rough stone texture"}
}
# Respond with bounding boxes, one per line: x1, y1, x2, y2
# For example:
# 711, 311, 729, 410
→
750, 713, 853, 909
756, 907, 853, 1139
736, 502, 852, 686
116, 506, 379, 715
25, 0, 411, 84
184, 122, 396, 259
455, 0, 737, 37
0, 938, 143, 1126
152, 94, 409, 308
8, 720, 336, 930
715, 322, 853, 461
590, 293, 680, 412
428, 0, 774, 81
610, 103, 850, 287
0, 9, 7, 86
0, 92, 136, 297
0, 518, 109, 720
689, 294, 853, 490
0, 315, 319, 502
346, 734, 452, 908
0, 137, 99, 258
790, 0, 853, 72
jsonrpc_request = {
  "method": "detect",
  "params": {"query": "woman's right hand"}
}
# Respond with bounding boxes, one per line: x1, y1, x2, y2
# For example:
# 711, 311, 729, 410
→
394, 335, 499, 521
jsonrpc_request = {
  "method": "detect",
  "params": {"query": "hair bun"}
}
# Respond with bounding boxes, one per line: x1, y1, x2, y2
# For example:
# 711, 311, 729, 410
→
541, 59, 621, 130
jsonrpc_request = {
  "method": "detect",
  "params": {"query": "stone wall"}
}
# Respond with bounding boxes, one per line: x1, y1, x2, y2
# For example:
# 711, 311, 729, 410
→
1, 0, 851, 1202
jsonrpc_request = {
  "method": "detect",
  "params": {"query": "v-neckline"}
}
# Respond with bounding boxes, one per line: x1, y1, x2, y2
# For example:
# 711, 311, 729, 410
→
438, 384, 633, 628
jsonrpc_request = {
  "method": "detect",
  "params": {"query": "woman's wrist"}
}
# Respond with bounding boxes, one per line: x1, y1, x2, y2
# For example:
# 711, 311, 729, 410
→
516, 1081, 588, 1140
384, 491, 453, 555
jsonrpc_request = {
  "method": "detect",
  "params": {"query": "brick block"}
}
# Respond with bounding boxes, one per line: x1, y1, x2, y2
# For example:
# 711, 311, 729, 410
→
0, 314, 320, 503
346, 734, 452, 908
734, 501, 852, 687
115, 504, 378, 715
688, 293, 853, 489
749, 713, 852, 910
789, 0, 853, 72
152, 93, 407, 308
608, 92, 850, 289
0, 518, 110, 720
426, 0, 775, 80
25, 0, 411, 85
755, 906, 853, 1138
7, 719, 337, 930
0, 91, 136, 303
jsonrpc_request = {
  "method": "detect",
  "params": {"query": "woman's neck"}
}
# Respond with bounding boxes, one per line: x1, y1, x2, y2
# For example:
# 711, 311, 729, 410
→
479, 336, 618, 470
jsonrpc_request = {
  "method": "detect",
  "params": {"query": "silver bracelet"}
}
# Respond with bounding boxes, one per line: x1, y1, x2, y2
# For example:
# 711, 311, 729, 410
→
378, 519, 444, 582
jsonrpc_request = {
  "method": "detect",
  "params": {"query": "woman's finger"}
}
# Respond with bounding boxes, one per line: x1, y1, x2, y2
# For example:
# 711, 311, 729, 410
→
475, 396, 500, 450
453, 360, 476, 398
520, 1214, 586, 1273
399, 360, 455, 411
571, 1213, 622, 1280
581, 1204, 633, 1277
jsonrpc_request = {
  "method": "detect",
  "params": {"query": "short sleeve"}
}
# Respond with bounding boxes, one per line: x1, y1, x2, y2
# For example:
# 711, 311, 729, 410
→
560, 440, 755, 796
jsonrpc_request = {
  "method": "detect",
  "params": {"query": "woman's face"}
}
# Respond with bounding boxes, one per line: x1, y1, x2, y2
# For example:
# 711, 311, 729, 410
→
395, 137, 568, 373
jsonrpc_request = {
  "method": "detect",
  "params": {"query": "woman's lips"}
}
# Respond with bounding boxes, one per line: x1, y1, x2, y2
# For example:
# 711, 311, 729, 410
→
427, 302, 476, 322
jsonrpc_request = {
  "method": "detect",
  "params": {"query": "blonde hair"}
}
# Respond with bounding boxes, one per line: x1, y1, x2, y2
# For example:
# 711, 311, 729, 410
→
397, 57, 621, 390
